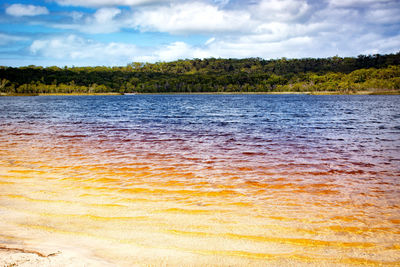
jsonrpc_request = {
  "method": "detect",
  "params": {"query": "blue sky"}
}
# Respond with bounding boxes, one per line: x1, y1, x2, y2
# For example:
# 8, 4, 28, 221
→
1, 0, 399, 66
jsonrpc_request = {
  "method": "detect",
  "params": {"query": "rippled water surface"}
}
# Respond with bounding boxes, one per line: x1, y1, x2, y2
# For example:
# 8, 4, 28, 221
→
0, 94, 400, 266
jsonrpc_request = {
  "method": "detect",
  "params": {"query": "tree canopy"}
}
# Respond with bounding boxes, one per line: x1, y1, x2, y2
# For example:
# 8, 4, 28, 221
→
1, 52, 399, 94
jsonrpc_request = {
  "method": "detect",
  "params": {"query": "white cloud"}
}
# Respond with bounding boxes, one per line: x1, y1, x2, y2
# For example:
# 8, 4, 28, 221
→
153, 31, 399, 62
129, 0, 315, 38
328, 0, 390, 8
199, 35, 315, 59
27, 35, 214, 65
213, 0, 230, 7
53, 7, 125, 34
54, 0, 166, 7
0, 33, 28, 45
3, 0, 400, 67
42, 0, 400, 60
83, 7, 122, 33
6, 4, 49, 17
355, 34, 400, 55
205, 37, 216, 46
70, 11, 84, 21
132, 2, 252, 34
152, 41, 212, 61
365, 5, 400, 24
155, 42, 192, 61
29, 35, 140, 66
53, 1, 252, 35
22, 27, 400, 66
93, 7, 121, 21
251, 0, 310, 22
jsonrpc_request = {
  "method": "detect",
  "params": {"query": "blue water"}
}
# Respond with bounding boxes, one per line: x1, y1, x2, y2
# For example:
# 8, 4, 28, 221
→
1, 95, 399, 175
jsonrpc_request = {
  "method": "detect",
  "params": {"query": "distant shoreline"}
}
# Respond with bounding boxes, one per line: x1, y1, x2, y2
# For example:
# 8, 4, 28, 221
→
1, 55, 399, 96
1, 91, 400, 96
0, 92, 123, 96
133, 91, 400, 95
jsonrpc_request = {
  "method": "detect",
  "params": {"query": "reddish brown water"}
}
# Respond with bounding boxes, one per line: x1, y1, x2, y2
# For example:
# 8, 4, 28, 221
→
0, 95, 399, 266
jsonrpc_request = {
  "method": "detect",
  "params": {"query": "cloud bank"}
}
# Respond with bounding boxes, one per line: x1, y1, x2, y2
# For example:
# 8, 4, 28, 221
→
6, 4, 49, 17
1, 0, 399, 66
29, 35, 140, 66
54, 0, 166, 7
132, 2, 252, 34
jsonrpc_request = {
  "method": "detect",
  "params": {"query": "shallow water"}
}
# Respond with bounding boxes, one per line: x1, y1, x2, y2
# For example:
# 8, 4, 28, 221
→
0, 94, 399, 266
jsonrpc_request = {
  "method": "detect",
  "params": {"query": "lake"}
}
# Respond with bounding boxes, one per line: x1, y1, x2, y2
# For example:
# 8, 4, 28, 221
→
0, 94, 399, 265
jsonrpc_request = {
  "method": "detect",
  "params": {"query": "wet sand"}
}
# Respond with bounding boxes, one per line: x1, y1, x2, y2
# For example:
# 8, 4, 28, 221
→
1, 144, 400, 266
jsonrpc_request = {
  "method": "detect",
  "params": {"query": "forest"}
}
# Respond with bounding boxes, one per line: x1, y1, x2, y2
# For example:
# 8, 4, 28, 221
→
0, 52, 399, 95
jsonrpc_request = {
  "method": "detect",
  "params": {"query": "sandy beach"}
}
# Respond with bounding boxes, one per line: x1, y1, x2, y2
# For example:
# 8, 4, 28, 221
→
0, 246, 110, 267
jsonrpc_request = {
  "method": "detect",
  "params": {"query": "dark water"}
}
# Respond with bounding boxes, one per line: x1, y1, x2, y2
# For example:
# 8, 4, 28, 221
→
1, 94, 400, 265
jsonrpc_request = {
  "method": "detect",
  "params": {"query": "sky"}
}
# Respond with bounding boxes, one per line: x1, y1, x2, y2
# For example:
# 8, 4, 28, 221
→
0, 0, 399, 67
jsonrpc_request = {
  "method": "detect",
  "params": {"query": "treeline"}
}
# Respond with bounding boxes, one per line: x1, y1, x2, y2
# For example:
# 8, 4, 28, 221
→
1, 52, 399, 94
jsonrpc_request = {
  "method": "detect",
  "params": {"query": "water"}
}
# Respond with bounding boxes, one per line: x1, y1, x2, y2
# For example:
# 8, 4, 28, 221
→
0, 94, 399, 265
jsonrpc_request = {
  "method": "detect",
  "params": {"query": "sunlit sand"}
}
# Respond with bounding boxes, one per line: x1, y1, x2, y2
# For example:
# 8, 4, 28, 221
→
1, 138, 399, 266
